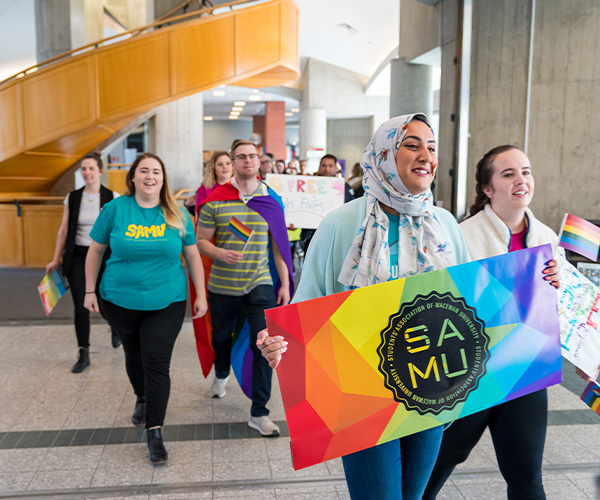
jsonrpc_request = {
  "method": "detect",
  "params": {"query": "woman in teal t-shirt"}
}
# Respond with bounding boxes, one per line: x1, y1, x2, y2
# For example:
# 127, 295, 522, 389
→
84, 153, 207, 464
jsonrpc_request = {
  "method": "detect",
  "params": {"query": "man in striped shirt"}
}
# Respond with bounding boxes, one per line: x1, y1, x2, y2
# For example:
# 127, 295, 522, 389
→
197, 140, 290, 437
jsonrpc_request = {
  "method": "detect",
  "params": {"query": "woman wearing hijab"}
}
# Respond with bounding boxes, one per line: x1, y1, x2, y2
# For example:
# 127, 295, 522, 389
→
423, 145, 562, 500
257, 114, 470, 499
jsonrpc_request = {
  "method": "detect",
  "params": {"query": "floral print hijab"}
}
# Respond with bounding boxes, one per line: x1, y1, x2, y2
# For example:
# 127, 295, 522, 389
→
338, 114, 455, 288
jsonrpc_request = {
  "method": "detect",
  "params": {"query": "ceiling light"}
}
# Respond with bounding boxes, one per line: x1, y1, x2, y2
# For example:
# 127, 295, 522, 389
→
203, 116, 214, 121
230, 111, 240, 116
285, 112, 293, 117
252, 89, 260, 93
291, 107, 300, 113
248, 95, 261, 101
212, 90, 226, 97
232, 106, 243, 112
229, 115, 239, 120
234, 101, 246, 106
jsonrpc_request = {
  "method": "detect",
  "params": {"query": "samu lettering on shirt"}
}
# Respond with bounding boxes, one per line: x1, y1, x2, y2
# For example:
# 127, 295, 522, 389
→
124, 223, 166, 239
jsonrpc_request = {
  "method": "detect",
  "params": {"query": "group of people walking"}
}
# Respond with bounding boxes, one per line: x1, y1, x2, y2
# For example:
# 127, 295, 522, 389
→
48, 111, 584, 499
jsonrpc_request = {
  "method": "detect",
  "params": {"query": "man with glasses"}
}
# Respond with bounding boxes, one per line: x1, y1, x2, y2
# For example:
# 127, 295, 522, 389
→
196, 140, 293, 437
259, 153, 275, 180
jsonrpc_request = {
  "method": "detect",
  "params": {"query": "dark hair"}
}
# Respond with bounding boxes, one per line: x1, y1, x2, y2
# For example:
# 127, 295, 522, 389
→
320, 153, 338, 164
469, 145, 520, 216
263, 152, 275, 161
81, 152, 103, 170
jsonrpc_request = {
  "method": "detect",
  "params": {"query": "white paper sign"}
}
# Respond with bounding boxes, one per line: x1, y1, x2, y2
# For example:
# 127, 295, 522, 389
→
266, 174, 345, 229
558, 260, 600, 378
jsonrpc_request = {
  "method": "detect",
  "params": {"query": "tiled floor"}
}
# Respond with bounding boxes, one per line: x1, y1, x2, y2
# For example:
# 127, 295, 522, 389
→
0, 311, 599, 498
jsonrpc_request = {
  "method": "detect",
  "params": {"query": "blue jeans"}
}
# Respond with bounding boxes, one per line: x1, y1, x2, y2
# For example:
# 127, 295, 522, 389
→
342, 425, 444, 500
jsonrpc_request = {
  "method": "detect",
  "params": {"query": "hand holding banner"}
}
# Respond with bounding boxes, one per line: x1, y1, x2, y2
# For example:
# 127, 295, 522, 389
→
265, 245, 562, 470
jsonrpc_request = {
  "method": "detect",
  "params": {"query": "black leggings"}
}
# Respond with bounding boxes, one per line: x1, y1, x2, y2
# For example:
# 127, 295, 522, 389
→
424, 389, 548, 500
101, 300, 186, 428
67, 245, 93, 347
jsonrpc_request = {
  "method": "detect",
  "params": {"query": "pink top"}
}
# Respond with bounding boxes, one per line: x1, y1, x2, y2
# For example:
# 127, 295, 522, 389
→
195, 184, 219, 214
509, 227, 527, 252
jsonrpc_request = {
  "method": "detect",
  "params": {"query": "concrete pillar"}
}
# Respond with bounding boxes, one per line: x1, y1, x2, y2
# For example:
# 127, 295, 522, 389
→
299, 108, 327, 162
153, 93, 204, 192
35, 0, 72, 61
390, 57, 433, 119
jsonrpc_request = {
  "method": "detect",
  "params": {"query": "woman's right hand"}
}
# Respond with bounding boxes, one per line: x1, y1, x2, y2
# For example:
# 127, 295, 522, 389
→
45, 260, 59, 275
256, 329, 288, 368
84, 293, 100, 313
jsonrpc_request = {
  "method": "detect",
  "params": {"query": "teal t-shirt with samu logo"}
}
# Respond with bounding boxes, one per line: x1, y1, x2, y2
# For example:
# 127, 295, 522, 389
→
90, 195, 196, 310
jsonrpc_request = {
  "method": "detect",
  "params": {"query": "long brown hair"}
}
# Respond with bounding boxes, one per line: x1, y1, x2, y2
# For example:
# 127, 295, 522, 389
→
125, 153, 186, 236
203, 151, 231, 189
469, 145, 520, 216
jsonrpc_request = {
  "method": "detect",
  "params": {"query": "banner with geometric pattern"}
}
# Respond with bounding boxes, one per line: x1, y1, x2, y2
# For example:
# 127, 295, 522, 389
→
265, 245, 562, 470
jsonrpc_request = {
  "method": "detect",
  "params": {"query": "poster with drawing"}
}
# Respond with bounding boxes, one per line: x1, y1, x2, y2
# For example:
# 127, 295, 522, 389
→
266, 174, 345, 229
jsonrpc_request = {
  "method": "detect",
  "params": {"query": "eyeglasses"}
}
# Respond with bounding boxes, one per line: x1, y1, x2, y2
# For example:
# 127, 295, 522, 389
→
235, 154, 259, 161
260, 160, 273, 165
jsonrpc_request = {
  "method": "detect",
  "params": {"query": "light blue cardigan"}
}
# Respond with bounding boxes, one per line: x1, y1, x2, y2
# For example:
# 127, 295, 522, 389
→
293, 196, 470, 303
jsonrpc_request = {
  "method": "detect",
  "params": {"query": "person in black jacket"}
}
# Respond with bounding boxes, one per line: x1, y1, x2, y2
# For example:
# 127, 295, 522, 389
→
46, 153, 120, 373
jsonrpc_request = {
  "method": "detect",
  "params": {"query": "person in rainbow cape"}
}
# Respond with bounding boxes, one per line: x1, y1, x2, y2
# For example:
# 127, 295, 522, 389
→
194, 139, 293, 437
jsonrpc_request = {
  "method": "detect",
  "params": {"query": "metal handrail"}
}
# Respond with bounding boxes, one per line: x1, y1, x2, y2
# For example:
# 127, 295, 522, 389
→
0, 0, 253, 85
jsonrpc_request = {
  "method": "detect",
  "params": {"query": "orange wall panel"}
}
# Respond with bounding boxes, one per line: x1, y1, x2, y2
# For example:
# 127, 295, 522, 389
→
98, 34, 171, 117
0, 204, 23, 267
235, 3, 281, 76
23, 58, 97, 149
171, 17, 236, 93
280, 1, 299, 67
0, 83, 23, 161
22, 205, 63, 267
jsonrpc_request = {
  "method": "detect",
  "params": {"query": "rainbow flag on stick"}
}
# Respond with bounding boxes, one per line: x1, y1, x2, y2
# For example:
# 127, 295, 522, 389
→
228, 216, 253, 253
38, 270, 68, 316
581, 381, 600, 416
558, 214, 600, 262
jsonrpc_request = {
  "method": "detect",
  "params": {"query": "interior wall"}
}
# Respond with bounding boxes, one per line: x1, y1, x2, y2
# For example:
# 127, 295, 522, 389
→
302, 58, 389, 133
203, 120, 253, 152
467, 0, 600, 230
326, 117, 373, 177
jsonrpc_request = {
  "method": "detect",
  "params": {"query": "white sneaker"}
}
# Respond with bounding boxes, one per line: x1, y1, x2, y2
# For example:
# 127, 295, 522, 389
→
248, 416, 280, 437
210, 375, 229, 398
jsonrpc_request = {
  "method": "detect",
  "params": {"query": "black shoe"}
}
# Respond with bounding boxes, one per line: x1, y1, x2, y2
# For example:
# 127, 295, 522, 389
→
71, 347, 90, 373
147, 428, 168, 463
110, 328, 121, 348
132, 396, 146, 426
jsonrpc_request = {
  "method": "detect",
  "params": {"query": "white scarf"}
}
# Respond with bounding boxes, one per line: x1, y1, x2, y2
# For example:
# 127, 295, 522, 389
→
338, 114, 455, 288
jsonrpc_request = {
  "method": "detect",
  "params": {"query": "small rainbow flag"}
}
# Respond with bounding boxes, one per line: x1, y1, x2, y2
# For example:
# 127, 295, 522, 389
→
38, 270, 68, 316
558, 214, 600, 262
580, 381, 600, 416
228, 216, 253, 245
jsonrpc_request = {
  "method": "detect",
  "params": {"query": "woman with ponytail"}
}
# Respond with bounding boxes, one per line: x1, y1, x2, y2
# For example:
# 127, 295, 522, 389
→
84, 153, 207, 463
424, 145, 561, 500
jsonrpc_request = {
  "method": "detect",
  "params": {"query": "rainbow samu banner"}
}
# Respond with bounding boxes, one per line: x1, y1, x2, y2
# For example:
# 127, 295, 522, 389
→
265, 245, 562, 470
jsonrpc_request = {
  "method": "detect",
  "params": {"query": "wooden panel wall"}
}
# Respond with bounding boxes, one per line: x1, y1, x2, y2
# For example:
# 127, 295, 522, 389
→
21, 205, 63, 267
0, 204, 23, 266
0, 0, 300, 197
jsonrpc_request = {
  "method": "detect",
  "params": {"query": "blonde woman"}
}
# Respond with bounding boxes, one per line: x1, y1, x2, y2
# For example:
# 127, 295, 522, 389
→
194, 151, 233, 213
84, 153, 207, 463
